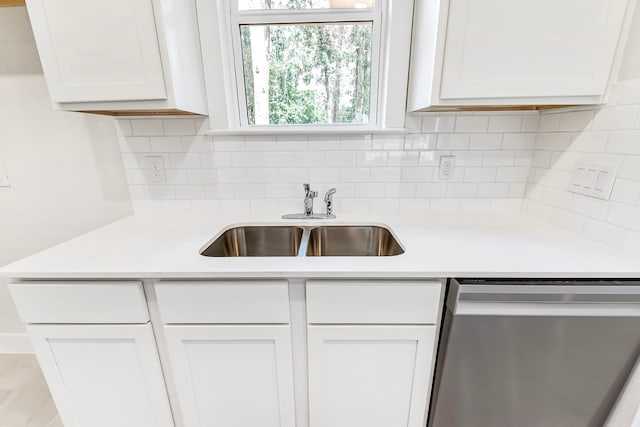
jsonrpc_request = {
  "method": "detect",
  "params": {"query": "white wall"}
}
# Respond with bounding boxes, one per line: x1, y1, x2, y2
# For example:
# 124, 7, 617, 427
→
0, 7, 133, 340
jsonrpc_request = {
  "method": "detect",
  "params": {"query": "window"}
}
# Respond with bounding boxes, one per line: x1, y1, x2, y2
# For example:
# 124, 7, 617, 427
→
228, 0, 383, 128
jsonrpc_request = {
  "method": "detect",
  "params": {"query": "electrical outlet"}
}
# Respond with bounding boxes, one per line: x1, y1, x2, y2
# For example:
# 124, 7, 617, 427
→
439, 155, 456, 181
0, 161, 10, 187
146, 155, 167, 183
570, 162, 617, 200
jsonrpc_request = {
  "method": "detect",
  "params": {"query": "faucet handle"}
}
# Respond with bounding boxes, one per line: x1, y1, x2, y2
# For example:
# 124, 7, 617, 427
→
303, 183, 311, 194
324, 187, 336, 202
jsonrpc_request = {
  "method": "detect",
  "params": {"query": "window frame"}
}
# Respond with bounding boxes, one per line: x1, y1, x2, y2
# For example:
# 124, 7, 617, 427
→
225, 1, 386, 131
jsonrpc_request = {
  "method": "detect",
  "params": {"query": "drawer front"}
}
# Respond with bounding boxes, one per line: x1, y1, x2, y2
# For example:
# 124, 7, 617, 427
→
155, 281, 290, 324
306, 281, 443, 325
8, 281, 149, 324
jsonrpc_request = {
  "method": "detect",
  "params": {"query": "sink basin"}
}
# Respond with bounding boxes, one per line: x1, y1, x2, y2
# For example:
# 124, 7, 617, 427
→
306, 225, 404, 256
201, 226, 304, 257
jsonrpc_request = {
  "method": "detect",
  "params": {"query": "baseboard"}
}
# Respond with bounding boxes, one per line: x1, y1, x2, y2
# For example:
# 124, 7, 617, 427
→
0, 333, 33, 353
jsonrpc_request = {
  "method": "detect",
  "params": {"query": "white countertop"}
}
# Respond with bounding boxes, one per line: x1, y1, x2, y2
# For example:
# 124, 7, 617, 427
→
1, 213, 638, 279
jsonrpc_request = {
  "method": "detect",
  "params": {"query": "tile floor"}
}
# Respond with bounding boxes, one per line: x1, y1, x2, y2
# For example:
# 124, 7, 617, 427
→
0, 355, 60, 427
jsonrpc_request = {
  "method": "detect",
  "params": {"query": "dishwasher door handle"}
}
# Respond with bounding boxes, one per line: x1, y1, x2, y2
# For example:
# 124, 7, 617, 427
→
450, 283, 640, 317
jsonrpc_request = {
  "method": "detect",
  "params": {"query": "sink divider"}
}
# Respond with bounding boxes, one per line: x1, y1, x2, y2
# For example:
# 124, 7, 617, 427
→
297, 227, 312, 257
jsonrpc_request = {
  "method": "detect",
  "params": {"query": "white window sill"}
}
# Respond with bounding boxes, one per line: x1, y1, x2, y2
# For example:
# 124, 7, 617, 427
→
205, 127, 414, 136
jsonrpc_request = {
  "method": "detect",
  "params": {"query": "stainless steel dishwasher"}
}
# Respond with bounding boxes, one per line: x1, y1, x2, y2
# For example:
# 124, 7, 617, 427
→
428, 279, 640, 427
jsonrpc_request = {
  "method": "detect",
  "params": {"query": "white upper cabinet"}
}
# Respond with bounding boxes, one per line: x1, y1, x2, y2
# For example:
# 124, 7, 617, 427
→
26, 0, 207, 115
408, 0, 635, 111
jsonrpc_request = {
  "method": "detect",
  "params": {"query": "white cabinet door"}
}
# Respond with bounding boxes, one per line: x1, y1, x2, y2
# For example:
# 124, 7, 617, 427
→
28, 324, 174, 427
308, 325, 437, 427
26, 0, 167, 102
439, 0, 628, 100
164, 325, 297, 427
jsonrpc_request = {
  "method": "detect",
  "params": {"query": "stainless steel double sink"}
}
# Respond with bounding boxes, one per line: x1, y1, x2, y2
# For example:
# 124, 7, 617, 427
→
200, 225, 404, 257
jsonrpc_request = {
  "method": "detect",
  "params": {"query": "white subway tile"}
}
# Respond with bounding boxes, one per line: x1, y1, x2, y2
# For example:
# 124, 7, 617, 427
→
388, 151, 419, 166
496, 167, 531, 182
464, 167, 497, 182
245, 136, 278, 152
339, 168, 370, 182
450, 151, 483, 166
370, 198, 400, 213
212, 137, 245, 151
234, 184, 265, 199
277, 136, 309, 151
204, 184, 235, 199
404, 133, 437, 150
419, 151, 442, 166
538, 114, 560, 132
401, 167, 436, 182
430, 199, 461, 213
175, 185, 205, 200
415, 183, 447, 198
232, 152, 264, 168
483, 151, 515, 166
150, 137, 183, 153
525, 199, 555, 221
607, 202, 640, 232
570, 132, 607, 152
455, 116, 488, 133
385, 183, 417, 198
502, 133, 537, 150
469, 134, 502, 150
187, 169, 218, 184
246, 168, 279, 184
356, 151, 388, 167
251, 199, 280, 214
447, 183, 478, 198
355, 183, 386, 198
308, 136, 340, 151
218, 168, 247, 184
557, 110, 594, 132
169, 153, 201, 169
278, 168, 309, 183
421, 115, 456, 133
508, 183, 527, 198
515, 151, 535, 166
592, 106, 638, 130
340, 135, 372, 151
200, 152, 232, 168
570, 194, 609, 220
372, 135, 403, 150
131, 119, 164, 136
370, 167, 402, 182
146, 185, 175, 200
265, 184, 296, 199
163, 119, 196, 136
294, 151, 324, 168
120, 136, 151, 153
182, 136, 212, 152
488, 115, 522, 132
542, 187, 572, 209
437, 134, 470, 150
620, 156, 640, 180
550, 210, 585, 233
115, 120, 133, 137
325, 151, 356, 167
264, 151, 294, 167
310, 168, 340, 182
610, 179, 640, 205
521, 115, 541, 132
477, 183, 509, 198
537, 132, 573, 151
606, 131, 640, 155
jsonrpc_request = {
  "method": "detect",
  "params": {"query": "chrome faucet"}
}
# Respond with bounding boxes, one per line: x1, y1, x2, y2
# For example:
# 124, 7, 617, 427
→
324, 188, 336, 218
282, 184, 336, 219
303, 183, 318, 217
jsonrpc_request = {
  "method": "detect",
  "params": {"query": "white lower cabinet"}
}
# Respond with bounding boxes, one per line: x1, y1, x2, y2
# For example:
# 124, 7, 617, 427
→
163, 325, 297, 427
307, 325, 437, 427
28, 324, 174, 427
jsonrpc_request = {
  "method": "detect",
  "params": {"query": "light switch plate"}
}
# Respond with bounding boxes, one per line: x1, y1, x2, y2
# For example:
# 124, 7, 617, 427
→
570, 162, 617, 200
0, 161, 10, 187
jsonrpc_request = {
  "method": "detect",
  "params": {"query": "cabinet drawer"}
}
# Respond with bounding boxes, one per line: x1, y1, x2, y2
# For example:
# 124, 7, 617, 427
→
155, 281, 290, 324
8, 281, 149, 324
306, 281, 442, 324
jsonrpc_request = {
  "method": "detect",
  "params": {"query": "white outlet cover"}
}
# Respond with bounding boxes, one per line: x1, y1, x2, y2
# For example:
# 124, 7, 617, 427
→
146, 155, 167, 183
0, 161, 10, 187
438, 155, 456, 181
570, 162, 617, 200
